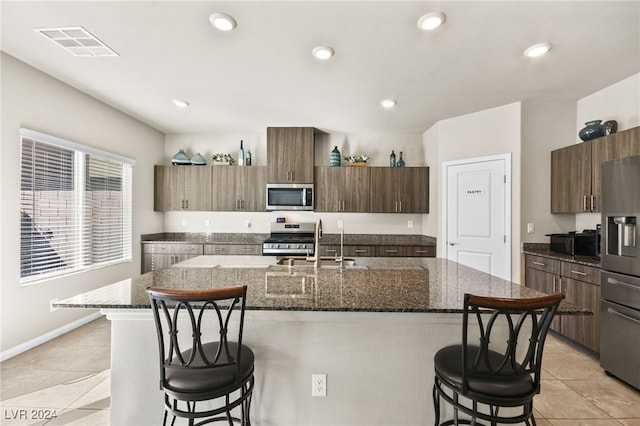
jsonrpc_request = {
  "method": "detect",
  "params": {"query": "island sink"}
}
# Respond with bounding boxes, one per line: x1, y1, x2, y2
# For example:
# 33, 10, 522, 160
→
276, 257, 357, 267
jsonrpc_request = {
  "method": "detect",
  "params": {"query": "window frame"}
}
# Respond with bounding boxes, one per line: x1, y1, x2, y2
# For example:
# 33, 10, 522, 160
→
19, 128, 136, 285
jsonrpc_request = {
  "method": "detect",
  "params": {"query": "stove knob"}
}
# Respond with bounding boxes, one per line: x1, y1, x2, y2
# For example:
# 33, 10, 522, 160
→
275, 244, 280, 249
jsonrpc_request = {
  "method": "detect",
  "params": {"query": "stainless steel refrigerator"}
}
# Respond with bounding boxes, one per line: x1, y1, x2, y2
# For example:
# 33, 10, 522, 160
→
600, 155, 640, 390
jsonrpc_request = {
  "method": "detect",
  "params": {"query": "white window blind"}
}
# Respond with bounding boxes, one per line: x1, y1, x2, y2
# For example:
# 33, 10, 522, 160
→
20, 129, 134, 283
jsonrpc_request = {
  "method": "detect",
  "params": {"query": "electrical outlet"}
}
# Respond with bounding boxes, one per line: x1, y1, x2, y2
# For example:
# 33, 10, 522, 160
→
204, 219, 210, 227
245, 219, 251, 228
408, 220, 414, 229
337, 220, 343, 229
181, 218, 187, 227
312, 374, 326, 397
527, 223, 535, 234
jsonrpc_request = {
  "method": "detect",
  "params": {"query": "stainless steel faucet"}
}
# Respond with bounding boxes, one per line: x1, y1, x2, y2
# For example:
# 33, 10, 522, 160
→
314, 219, 322, 268
336, 228, 344, 268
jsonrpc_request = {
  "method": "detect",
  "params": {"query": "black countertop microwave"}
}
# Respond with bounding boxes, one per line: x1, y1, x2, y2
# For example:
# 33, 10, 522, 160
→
548, 232, 598, 256
266, 183, 314, 211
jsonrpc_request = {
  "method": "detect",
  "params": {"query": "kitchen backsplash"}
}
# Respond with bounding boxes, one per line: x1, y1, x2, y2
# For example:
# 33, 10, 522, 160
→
163, 211, 426, 235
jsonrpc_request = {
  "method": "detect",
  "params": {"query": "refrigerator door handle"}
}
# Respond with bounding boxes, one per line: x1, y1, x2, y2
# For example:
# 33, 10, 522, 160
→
607, 307, 640, 324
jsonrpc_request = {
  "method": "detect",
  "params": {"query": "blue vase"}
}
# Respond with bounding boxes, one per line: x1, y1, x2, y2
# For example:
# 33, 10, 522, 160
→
397, 152, 405, 167
579, 120, 605, 141
330, 146, 341, 166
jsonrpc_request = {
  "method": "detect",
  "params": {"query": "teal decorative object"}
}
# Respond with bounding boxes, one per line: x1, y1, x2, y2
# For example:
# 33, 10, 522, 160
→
190, 153, 206, 166
171, 149, 190, 165
397, 151, 405, 167
330, 146, 341, 166
390, 150, 396, 167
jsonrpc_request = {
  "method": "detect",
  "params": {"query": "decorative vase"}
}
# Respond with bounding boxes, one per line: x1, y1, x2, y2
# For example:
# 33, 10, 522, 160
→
171, 149, 191, 165
578, 120, 605, 141
603, 120, 618, 136
390, 150, 396, 167
397, 152, 405, 167
330, 146, 341, 166
190, 153, 206, 166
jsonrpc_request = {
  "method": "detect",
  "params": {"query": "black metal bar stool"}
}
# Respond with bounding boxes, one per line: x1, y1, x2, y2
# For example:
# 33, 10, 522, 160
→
148, 285, 255, 426
433, 293, 564, 426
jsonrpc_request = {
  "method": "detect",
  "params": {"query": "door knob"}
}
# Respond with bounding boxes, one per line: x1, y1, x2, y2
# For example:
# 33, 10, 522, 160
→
448, 242, 459, 246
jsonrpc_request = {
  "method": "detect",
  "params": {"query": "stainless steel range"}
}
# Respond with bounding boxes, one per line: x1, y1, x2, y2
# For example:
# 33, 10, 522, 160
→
600, 155, 640, 390
262, 222, 316, 256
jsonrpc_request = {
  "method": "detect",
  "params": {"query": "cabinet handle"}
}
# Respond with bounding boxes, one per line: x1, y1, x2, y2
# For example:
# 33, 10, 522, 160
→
415, 250, 428, 254
185, 200, 189, 209
181, 200, 185, 209
399, 201, 402, 212
354, 249, 367, 254
533, 261, 546, 266
395, 201, 398, 212
583, 195, 587, 211
241, 247, 254, 252
608, 308, 640, 324
214, 247, 224, 252
386, 249, 398, 254
591, 195, 596, 211
570, 270, 588, 277
325, 249, 337, 254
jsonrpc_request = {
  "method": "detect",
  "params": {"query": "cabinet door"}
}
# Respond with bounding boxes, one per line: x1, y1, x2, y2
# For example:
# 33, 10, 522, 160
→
343, 245, 375, 257
154, 166, 212, 211
243, 167, 266, 211
369, 167, 429, 213
211, 166, 238, 210
628, 127, 640, 155
561, 278, 600, 352
524, 262, 561, 332
181, 167, 212, 211
267, 127, 314, 183
315, 167, 370, 212
369, 168, 398, 212
591, 134, 633, 213
154, 166, 182, 211
551, 143, 592, 213
397, 168, 429, 213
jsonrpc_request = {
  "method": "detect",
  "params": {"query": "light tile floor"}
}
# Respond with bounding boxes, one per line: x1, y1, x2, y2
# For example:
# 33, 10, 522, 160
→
1, 316, 639, 425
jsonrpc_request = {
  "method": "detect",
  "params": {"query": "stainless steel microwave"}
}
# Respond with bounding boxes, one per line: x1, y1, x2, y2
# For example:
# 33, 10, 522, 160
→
266, 183, 314, 211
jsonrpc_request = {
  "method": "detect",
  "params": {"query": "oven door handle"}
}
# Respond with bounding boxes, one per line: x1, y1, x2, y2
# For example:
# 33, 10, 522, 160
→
607, 277, 640, 291
607, 307, 640, 324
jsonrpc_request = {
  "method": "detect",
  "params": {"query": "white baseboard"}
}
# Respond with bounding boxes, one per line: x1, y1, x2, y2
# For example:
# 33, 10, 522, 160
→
0, 311, 103, 362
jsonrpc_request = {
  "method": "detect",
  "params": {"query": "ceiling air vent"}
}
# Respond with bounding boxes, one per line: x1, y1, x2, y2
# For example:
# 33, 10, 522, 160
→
34, 26, 118, 57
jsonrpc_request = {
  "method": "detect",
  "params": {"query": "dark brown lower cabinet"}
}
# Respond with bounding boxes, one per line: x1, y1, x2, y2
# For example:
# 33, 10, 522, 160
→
524, 253, 600, 352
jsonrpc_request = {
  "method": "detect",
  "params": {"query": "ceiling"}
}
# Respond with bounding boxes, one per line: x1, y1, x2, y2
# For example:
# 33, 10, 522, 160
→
2, 1, 639, 135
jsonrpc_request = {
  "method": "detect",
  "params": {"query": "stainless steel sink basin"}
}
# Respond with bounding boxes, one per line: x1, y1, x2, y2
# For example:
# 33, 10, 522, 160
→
275, 257, 357, 267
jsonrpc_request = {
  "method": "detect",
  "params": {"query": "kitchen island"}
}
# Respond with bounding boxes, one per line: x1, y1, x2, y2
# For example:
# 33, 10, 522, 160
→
55, 256, 584, 426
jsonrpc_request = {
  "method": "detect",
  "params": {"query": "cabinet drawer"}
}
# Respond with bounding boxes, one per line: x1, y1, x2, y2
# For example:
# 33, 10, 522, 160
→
561, 262, 600, 285
525, 254, 561, 275
143, 243, 203, 255
343, 246, 375, 257
319, 245, 340, 257
204, 244, 261, 255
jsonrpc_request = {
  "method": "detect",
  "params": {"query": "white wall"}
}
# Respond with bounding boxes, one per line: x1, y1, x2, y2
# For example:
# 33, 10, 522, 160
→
520, 100, 577, 243
575, 72, 640, 232
163, 131, 427, 235
0, 53, 165, 355
421, 102, 522, 281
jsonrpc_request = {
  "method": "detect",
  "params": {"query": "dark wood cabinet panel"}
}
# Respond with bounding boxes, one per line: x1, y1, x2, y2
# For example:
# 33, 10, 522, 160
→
525, 254, 601, 351
375, 245, 435, 257
369, 167, 429, 213
551, 126, 639, 214
211, 166, 266, 211
561, 277, 600, 352
550, 142, 591, 213
267, 127, 314, 183
154, 166, 212, 211
315, 167, 370, 212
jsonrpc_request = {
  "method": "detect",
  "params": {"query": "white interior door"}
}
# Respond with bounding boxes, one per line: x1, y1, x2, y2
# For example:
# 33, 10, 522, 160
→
444, 155, 510, 280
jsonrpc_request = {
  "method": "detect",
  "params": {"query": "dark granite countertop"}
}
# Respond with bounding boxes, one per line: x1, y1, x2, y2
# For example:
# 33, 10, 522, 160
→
54, 256, 587, 315
522, 243, 601, 267
140, 233, 436, 247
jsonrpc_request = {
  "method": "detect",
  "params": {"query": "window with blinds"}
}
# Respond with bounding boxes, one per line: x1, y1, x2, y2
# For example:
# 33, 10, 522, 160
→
19, 129, 134, 283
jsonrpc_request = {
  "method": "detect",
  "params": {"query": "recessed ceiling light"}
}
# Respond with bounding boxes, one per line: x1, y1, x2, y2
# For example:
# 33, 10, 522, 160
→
172, 99, 190, 108
524, 42, 552, 58
209, 12, 237, 31
417, 12, 446, 31
312, 46, 335, 60
381, 99, 397, 108
34, 26, 118, 57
